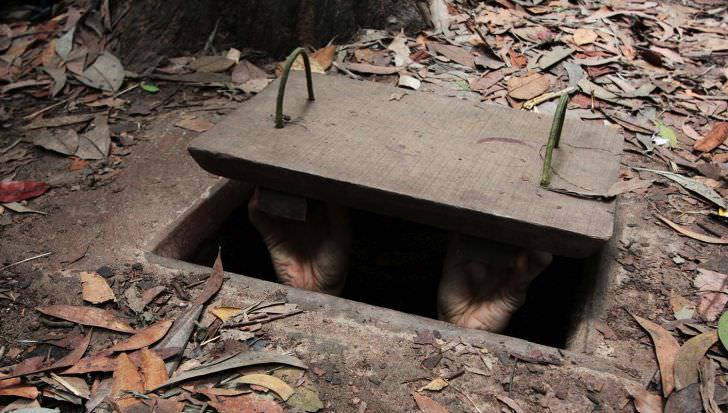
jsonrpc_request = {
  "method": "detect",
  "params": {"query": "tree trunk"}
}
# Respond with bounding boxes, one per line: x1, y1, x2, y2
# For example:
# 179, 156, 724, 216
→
112, 0, 429, 71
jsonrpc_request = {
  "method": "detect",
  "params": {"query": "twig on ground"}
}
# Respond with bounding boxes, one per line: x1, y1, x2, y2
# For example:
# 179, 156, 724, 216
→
0, 252, 52, 273
333, 62, 363, 81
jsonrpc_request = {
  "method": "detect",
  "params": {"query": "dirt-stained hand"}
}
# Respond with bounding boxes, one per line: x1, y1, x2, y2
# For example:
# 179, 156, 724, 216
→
437, 233, 552, 332
248, 189, 351, 295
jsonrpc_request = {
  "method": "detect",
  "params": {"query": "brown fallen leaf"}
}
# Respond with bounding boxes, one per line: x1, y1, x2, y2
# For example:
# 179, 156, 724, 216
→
9, 356, 45, 377
573, 28, 598, 45
632, 314, 680, 397
50, 330, 93, 369
63, 347, 179, 375
311, 45, 336, 71
112, 353, 144, 398
2, 330, 92, 380
151, 351, 307, 390
497, 395, 525, 413
412, 392, 448, 413
108, 320, 173, 352
230, 373, 294, 401
693, 268, 728, 322
141, 286, 166, 307
655, 215, 728, 245
37, 305, 135, 333
345, 63, 402, 75
189, 56, 236, 73
81, 271, 115, 304
175, 117, 214, 133
626, 384, 664, 413
699, 358, 720, 413
0, 384, 39, 399
25, 113, 94, 130
674, 330, 719, 391
210, 307, 242, 322
606, 178, 653, 197
0, 373, 21, 388
418, 377, 448, 392
51, 373, 91, 399
694, 122, 728, 153
209, 394, 283, 413
140, 348, 168, 392
429, 43, 474, 68
232, 60, 268, 85
152, 398, 184, 413
507, 73, 550, 100
193, 250, 224, 305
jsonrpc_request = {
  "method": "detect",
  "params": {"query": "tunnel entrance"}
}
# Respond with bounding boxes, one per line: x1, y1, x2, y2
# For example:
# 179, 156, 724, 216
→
150, 180, 610, 349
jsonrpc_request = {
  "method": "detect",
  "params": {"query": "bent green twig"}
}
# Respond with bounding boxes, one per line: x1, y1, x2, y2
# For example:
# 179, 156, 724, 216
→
275, 47, 315, 128
540, 93, 569, 187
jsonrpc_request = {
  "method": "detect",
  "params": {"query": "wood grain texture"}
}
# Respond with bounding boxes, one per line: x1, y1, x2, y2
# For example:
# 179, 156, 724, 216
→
188, 73, 622, 258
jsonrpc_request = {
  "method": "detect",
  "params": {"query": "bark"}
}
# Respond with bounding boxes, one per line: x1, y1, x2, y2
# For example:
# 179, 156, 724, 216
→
112, 0, 429, 71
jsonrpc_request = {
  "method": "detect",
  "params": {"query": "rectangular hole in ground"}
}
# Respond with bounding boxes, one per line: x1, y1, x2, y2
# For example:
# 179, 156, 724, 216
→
154, 182, 599, 349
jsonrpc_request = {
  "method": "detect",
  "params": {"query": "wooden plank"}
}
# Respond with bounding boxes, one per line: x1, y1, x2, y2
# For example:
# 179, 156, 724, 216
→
188, 73, 622, 258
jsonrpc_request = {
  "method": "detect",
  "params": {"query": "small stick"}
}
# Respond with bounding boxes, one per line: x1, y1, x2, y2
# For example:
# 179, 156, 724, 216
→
0, 252, 52, 273
540, 93, 569, 187
23, 97, 72, 120
523, 86, 576, 110
332, 61, 362, 81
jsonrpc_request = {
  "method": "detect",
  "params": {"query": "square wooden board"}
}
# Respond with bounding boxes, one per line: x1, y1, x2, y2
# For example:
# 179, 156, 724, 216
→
189, 73, 622, 258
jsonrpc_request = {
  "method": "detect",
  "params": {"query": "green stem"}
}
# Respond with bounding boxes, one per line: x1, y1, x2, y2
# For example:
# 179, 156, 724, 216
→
540, 93, 569, 187
275, 47, 315, 128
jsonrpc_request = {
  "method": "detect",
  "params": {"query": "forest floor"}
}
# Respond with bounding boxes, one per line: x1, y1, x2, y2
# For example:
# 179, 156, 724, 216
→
0, 0, 727, 412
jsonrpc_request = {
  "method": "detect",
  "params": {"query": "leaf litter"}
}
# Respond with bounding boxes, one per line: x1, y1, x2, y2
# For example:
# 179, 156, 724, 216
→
3, 0, 728, 411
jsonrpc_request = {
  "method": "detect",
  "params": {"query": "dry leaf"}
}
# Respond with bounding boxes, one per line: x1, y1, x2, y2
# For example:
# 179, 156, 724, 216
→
632, 314, 680, 397
189, 56, 236, 73
626, 384, 664, 413
209, 394, 283, 413
210, 307, 242, 322
345, 63, 401, 75
507, 73, 550, 100
152, 351, 306, 390
6, 330, 92, 380
430, 43, 474, 68
398, 75, 421, 90
311, 45, 337, 71
63, 347, 179, 374
694, 268, 728, 322
51, 373, 90, 399
655, 215, 728, 245
175, 117, 214, 133
606, 179, 653, 197
0, 373, 21, 388
108, 319, 173, 352
674, 330, 719, 391
573, 28, 598, 45
496, 395, 526, 413
412, 392, 448, 413
418, 378, 448, 392
111, 353, 144, 398
231, 374, 294, 401
37, 305, 135, 333
80, 271, 115, 304
232, 60, 267, 85
694, 122, 728, 152
140, 348, 168, 392
0, 384, 39, 399
193, 250, 224, 305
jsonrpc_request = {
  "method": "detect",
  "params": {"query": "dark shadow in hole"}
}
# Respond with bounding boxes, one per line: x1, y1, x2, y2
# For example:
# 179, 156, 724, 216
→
190, 204, 587, 348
